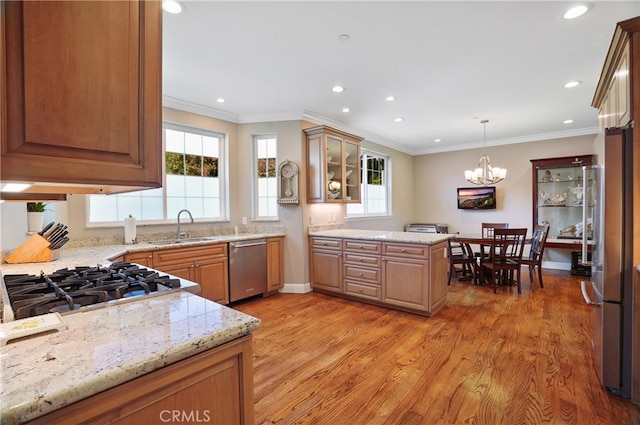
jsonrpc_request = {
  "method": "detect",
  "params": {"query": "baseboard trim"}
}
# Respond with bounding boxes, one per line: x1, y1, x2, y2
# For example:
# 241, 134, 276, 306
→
280, 283, 312, 294
541, 261, 571, 271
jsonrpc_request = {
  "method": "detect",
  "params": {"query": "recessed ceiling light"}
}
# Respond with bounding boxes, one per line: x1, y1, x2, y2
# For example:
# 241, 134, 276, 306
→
386, 96, 395, 102
162, 0, 184, 14
332, 85, 345, 93
564, 5, 588, 20
338, 34, 350, 42
563, 119, 575, 124
216, 97, 225, 103
434, 139, 442, 143
564, 81, 581, 88
342, 107, 350, 113
394, 117, 404, 123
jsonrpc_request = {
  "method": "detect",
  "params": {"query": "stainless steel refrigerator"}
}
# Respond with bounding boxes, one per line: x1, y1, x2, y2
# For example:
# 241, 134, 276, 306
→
581, 125, 635, 399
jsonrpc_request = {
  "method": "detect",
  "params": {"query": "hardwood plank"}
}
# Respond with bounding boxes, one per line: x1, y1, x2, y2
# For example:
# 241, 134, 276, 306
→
234, 270, 640, 424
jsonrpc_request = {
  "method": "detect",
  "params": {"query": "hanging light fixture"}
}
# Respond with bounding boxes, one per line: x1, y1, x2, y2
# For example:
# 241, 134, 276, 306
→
464, 119, 507, 186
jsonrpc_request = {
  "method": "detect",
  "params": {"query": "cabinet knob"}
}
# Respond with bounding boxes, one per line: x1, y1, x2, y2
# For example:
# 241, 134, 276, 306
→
401, 248, 406, 252
359, 272, 364, 276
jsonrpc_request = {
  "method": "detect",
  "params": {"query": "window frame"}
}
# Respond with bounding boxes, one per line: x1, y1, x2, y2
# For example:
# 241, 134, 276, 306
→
346, 149, 392, 219
252, 133, 279, 221
85, 121, 229, 227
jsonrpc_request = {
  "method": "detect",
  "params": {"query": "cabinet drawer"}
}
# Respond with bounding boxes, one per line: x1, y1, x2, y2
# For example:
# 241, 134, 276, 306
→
382, 242, 429, 259
344, 264, 381, 284
311, 237, 342, 250
153, 243, 227, 266
343, 252, 382, 267
345, 280, 381, 300
343, 239, 381, 254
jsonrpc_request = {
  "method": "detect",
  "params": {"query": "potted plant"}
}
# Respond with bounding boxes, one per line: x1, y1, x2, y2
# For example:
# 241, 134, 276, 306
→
26, 202, 47, 233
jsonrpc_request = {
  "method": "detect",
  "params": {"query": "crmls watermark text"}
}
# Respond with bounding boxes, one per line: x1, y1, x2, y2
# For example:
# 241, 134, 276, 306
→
159, 410, 211, 423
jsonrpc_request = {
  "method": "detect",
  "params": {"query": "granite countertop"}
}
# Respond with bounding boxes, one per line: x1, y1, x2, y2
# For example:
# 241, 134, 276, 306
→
308, 229, 453, 245
0, 232, 285, 275
0, 291, 261, 424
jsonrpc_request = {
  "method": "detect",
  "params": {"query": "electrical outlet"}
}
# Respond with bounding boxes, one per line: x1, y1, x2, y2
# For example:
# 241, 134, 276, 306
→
309, 216, 314, 225
242, 217, 247, 225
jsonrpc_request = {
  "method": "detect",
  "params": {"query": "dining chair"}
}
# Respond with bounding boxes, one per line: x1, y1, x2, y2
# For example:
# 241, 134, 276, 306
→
520, 224, 550, 289
480, 228, 527, 293
476, 222, 509, 260
446, 237, 476, 285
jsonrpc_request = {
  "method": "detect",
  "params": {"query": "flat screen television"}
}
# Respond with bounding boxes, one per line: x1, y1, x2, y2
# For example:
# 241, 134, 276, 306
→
457, 187, 496, 210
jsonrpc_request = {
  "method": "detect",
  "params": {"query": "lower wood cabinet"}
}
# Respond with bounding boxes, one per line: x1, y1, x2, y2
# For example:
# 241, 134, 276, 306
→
123, 250, 154, 267
152, 244, 229, 305
309, 236, 449, 316
309, 237, 343, 293
25, 335, 255, 425
266, 236, 285, 294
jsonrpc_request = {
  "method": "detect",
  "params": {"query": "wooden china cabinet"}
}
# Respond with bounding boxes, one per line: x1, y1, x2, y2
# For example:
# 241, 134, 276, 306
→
530, 154, 596, 250
305, 125, 363, 203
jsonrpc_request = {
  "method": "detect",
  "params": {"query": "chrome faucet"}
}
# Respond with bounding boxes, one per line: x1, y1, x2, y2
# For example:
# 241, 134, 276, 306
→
176, 209, 194, 240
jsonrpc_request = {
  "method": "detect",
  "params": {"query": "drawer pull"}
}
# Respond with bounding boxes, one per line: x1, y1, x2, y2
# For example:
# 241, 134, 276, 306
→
359, 272, 364, 276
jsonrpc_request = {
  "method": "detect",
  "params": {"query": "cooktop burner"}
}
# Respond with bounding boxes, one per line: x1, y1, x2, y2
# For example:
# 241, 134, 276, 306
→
3, 262, 181, 320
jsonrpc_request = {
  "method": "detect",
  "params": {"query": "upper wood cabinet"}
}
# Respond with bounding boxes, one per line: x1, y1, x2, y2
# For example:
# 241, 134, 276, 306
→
304, 125, 362, 203
0, 1, 162, 196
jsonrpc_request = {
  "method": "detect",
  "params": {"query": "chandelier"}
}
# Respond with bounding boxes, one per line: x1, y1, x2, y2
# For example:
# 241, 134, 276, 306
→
464, 119, 507, 186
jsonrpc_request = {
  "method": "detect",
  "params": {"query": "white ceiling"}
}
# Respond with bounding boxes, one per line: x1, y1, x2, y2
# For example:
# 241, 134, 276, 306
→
162, 1, 639, 155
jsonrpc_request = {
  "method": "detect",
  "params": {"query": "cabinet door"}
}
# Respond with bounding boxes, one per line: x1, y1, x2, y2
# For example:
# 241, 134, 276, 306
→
344, 139, 361, 202
1, 1, 161, 191
124, 251, 154, 268
383, 257, 428, 312
266, 237, 284, 292
196, 258, 229, 305
154, 263, 194, 281
428, 241, 449, 313
310, 249, 343, 293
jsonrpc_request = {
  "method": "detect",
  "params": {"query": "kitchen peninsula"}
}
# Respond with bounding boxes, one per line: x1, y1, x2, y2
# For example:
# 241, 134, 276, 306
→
0, 234, 281, 424
308, 229, 451, 316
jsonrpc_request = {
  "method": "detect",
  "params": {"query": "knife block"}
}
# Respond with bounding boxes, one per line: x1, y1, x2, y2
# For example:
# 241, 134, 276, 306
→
4, 234, 61, 264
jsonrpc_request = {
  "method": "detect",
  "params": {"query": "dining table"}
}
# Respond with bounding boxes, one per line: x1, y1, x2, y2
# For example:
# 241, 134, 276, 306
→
451, 233, 532, 284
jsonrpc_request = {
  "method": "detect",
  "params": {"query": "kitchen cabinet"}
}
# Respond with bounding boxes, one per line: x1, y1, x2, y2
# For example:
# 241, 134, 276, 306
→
25, 335, 255, 425
309, 237, 343, 293
382, 241, 448, 315
304, 125, 363, 203
152, 244, 229, 305
343, 239, 382, 302
123, 250, 154, 268
530, 155, 596, 250
1, 0, 162, 198
266, 237, 285, 294
309, 235, 448, 316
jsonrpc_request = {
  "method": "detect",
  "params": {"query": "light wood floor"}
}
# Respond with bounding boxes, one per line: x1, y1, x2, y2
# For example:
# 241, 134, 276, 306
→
234, 270, 640, 425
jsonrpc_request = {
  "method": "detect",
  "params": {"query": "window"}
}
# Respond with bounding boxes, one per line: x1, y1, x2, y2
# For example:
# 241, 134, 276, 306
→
347, 150, 391, 217
88, 123, 228, 224
254, 134, 278, 220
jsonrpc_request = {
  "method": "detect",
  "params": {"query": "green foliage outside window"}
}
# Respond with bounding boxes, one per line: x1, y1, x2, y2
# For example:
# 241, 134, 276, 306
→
257, 158, 276, 178
166, 152, 218, 177
366, 157, 384, 185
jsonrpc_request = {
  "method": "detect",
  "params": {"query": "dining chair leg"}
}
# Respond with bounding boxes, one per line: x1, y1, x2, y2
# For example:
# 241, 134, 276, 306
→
516, 267, 522, 294
537, 266, 544, 288
448, 263, 454, 285
529, 265, 535, 285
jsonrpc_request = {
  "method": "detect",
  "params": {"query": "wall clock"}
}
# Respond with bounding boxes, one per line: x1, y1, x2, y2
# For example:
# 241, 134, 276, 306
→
277, 159, 299, 204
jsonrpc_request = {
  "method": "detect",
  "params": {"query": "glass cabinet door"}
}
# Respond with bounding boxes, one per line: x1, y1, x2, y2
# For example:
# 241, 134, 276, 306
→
326, 135, 343, 202
344, 140, 360, 202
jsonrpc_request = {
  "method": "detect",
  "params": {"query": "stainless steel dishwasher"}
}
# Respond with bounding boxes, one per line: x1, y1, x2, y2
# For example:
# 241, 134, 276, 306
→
229, 238, 267, 302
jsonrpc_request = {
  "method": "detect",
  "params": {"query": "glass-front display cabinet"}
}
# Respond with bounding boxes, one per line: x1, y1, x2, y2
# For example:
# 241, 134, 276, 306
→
530, 154, 596, 249
305, 125, 362, 204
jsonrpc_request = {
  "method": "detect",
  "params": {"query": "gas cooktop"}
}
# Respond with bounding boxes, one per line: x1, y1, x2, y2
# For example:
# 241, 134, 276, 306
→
1, 262, 191, 322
